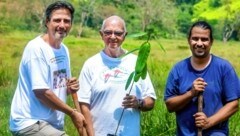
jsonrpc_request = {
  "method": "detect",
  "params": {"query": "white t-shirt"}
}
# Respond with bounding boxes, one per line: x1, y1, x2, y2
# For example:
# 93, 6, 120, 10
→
77, 51, 156, 136
9, 36, 71, 131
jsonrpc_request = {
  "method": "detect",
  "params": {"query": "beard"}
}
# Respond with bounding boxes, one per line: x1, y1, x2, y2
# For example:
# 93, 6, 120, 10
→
55, 31, 67, 39
193, 50, 209, 58
192, 46, 210, 58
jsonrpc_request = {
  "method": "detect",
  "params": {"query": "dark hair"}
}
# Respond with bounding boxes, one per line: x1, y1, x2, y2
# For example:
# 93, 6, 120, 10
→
188, 20, 213, 41
44, 1, 75, 27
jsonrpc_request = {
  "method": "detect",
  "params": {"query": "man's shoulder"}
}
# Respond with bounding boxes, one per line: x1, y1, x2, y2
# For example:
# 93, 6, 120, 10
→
212, 54, 232, 66
25, 36, 43, 48
84, 52, 101, 63
28, 35, 42, 43
174, 57, 190, 67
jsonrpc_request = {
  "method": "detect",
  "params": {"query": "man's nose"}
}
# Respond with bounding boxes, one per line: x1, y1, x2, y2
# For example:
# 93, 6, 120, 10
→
59, 20, 65, 27
110, 33, 117, 38
196, 39, 203, 45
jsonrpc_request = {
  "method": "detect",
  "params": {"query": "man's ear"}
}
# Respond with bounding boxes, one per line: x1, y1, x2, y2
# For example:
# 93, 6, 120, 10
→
124, 32, 128, 37
99, 30, 103, 36
99, 31, 104, 39
187, 38, 191, 45
45, 19, 49, 28
210, 39, 214, 46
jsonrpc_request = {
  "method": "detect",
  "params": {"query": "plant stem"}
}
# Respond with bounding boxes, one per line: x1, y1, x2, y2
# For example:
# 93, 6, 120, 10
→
114, 79, 135, 135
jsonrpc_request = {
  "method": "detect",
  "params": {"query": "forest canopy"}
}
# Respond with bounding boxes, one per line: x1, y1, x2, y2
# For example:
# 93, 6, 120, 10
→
0, 0, 239, 41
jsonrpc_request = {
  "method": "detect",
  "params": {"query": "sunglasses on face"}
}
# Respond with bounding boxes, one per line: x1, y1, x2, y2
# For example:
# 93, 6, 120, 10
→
102, 30, 125, 37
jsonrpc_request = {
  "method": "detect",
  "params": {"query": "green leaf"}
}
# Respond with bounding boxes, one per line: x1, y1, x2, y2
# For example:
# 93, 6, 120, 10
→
141, 64, 147, 80
125, 71, 134, 90
127, 32, 148, 38
134, 72, 141, 82
135, 42, 151, 73
118, 48, 140, 59
152, 35, 166, 52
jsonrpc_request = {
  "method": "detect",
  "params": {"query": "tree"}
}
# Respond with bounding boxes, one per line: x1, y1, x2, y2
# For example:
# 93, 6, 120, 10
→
72, 0, 97, 37
176, 3, 194, 34
193, 0, 240, 42
222, 0, 240, 42
128, 0, 177, 38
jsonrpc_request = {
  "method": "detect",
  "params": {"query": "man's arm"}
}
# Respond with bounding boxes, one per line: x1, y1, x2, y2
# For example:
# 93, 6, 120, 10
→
165, 77, 207, 112
165, 90, 195, 112
141, 96, 155, 112
34, 89, 85, 133
122, 95, 155, 111
194, 99, 239, 129
34, 89, 75, 115
80, 102, 94, 136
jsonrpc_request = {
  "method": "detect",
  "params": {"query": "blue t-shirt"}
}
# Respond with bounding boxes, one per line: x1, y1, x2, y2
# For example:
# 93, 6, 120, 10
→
164, 55, 240, 136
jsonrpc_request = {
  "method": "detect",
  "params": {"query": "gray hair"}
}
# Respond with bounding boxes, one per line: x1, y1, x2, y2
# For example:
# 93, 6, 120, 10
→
100, 15, 127, 32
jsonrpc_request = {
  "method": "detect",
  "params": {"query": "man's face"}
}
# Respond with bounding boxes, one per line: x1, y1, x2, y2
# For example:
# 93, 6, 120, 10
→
188, 26, 212, 58
46, 8, 72, 40
100, 19, 126, 51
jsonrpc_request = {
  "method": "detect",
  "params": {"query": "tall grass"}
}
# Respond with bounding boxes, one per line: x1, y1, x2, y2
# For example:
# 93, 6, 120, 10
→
0, 32, 240, 136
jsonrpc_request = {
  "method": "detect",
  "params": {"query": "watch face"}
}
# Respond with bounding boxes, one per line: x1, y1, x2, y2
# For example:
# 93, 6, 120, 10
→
138, 99, 144, 109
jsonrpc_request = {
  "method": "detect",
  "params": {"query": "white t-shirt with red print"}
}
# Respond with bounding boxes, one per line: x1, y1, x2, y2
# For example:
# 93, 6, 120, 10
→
78, 50, 156, 136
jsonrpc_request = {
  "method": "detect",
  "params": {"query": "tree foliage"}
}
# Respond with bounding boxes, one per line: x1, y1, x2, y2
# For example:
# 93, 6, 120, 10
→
193, 0, 240, 41
1, 0, 240, 41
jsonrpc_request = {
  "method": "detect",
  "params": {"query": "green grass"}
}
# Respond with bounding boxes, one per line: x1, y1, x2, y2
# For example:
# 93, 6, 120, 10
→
1, 31, 240, 136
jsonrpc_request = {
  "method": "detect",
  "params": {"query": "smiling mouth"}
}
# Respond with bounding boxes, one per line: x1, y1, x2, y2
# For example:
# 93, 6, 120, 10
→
109, 41, 118, 44
58, 31, 65, 34
196, 48, 204, 52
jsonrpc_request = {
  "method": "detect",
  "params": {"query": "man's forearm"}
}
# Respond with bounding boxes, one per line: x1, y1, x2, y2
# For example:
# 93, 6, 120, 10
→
165, 90, 195, 112
204, 100, 239, 129
80, 102, 94, 136
34, 89, 74, 116
140, 97, 155, 112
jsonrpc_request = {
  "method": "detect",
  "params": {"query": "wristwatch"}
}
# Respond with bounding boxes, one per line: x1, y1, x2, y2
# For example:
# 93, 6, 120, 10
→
137, 99, 144, 110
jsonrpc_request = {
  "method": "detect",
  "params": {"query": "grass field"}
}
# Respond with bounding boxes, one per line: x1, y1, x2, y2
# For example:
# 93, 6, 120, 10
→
0, 31, 240, 136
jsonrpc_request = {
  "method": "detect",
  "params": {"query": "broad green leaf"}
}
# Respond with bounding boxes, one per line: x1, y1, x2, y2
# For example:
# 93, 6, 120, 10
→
135, 42, 150, 73
125, 71, 134, 90
134, 72, 142, 82
141, 64, 147, 79
127, 32, 147, 38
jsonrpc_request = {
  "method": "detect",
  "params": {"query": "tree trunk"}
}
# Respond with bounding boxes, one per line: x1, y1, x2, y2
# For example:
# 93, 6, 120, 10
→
223, 24, 234, 43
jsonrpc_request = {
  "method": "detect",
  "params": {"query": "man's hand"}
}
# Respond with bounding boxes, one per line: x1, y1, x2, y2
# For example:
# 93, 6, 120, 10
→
67, 77, 79, 94
122, 94, 139, 109
191, 77, 207, 97
70, 109, 87, 135
194, 112, 210, 130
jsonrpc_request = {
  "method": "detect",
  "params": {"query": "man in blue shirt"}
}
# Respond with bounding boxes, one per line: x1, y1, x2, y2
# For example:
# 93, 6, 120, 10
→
164, 20, 240, 136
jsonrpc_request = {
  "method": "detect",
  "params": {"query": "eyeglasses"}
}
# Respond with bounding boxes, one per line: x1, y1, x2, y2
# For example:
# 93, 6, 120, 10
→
102, 30, 125, 37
